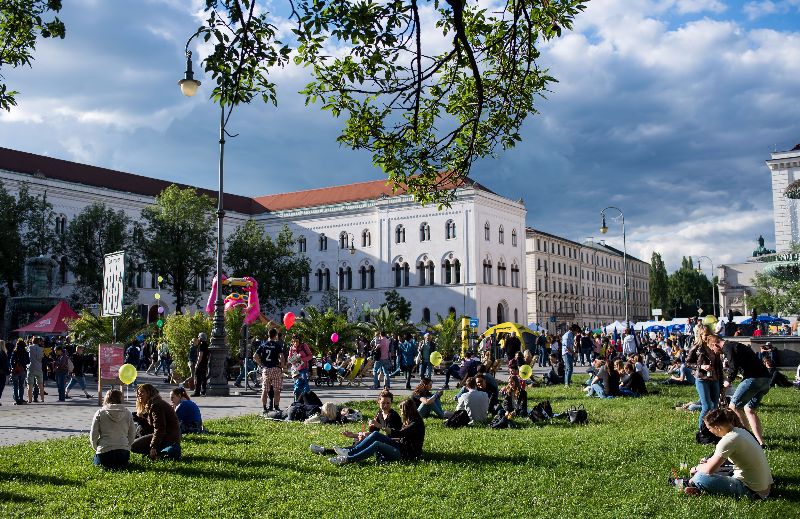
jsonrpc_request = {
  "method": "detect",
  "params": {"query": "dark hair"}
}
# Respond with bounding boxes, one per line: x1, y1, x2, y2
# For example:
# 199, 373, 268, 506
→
377, 390, 394, 402
399, 398, 421, 425
464, 376, 476, 389
414, 377, 432, 395
171, 387, 191, 401
704, 408, 744, 429
476, 364, 487, 374
268, 328, 278, 339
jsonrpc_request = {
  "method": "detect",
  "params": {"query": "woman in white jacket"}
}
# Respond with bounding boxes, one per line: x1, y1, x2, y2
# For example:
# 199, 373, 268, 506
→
90, 389, 136, 469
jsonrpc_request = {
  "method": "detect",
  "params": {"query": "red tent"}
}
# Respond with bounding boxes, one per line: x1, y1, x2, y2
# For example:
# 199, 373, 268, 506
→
14, 301, 80, 334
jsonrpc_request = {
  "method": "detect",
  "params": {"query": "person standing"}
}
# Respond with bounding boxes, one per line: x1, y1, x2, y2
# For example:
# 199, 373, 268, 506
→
709, 334, 771, 448
187, 338, 198, 388
686, 332, 723, 431
254, 328, 285, 413
26, 338, 45, 403
561, 325, 578, 386
536, 333, 548, 367
53, 345, 70, 401
622, 329, 638, 358
371, 330, 391, 390
193, 333, 210, 396
288, 335, 313, 400
417, 333, 435, 380
505, 332, 522, 361
398, 333, 417, 390
65, 345, 92, 399
10, 340, 29, 405
0, 341, 8, 405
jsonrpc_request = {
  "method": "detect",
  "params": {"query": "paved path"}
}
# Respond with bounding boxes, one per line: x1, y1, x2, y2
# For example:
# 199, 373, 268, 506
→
0, 363, 590, 446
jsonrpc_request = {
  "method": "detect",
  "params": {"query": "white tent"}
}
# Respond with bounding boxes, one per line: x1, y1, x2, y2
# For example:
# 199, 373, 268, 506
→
602, 320, 626, 333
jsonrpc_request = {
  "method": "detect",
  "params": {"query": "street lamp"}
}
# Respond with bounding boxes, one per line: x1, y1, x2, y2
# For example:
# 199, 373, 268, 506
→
179, 45, 230, 396
337, 234, 355, 313
600, 206, 628, 328
696, 255, 717, 317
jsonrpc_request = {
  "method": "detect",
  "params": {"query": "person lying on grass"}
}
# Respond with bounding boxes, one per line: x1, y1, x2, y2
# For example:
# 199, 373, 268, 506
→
170, 387, 204, 434
310, 390, 401, 455
619, 362, 647, 397
131, 384, 182, 461
90, 389, 136, 470
685, 408, 773, 499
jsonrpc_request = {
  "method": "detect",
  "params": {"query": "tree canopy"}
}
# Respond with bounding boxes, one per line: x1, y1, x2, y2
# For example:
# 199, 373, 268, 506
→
648, 251, 668, 316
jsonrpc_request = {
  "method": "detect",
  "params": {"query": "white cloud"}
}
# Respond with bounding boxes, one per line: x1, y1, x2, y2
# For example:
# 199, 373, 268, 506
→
742, 0, 800, 20
675, 0, 727, 14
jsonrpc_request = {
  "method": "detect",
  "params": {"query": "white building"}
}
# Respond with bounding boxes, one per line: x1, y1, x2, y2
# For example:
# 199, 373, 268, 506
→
0, 147, 526, 330
767, 143, 800, 252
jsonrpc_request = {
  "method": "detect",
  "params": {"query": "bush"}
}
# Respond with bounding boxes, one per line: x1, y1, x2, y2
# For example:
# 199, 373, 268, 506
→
162, 311, 211, 379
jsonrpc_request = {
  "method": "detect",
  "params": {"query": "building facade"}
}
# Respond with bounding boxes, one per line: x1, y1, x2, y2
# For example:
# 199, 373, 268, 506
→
767, 143, 800, 252
0, 147, 526, 331
525, 229, 650, 333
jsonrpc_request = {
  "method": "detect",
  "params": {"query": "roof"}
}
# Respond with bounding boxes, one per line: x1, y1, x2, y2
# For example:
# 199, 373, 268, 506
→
525, 227, 584, 248
582, 240, 648, 264
254, 175, 495, 211
0, 147, 266, 215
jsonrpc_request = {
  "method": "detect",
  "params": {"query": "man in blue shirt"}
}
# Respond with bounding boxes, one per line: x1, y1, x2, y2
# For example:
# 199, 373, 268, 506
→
561, 324, 579, 386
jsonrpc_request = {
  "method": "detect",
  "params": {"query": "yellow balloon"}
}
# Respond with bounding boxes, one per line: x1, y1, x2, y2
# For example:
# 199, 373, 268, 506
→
430, 351, 443, 367
702, 315, 718, 326
154, 293, 161, 300
519, 364, 533, 380
119, 363, 137, 385
157, 275, 163, 283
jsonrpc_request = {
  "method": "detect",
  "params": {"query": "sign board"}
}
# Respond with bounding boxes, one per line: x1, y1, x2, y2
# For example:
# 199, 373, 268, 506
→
102, 251, 125, 316
549, 316, 557, 323
469, 318, 479, 328
652, 308, 662, 317
99, 344, 124, 381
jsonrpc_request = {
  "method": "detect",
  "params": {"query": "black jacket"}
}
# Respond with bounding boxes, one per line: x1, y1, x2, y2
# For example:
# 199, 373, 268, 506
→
722, 340, 770, 383
388, 418, 425, 460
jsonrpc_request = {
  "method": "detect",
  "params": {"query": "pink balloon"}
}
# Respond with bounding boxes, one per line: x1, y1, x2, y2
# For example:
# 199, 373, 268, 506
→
330, 332, 339, 343
157, 306, 164, 314
283, 312, 296, 330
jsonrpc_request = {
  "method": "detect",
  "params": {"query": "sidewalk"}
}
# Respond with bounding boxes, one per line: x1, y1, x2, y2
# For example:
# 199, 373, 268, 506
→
0, 363, 589, 446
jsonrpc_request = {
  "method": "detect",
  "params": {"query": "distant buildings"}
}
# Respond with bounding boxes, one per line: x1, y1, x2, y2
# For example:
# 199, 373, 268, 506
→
768, 143, 800, 252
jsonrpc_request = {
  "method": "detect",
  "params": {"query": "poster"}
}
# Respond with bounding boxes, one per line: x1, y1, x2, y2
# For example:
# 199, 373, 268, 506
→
102, 251, 125, 317
99, 343, 124, 381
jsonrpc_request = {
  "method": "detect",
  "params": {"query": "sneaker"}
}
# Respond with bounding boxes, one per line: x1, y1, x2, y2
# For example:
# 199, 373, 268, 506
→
234, 382, 242, 388
333, 446, 350, 457
84, 394, 92, 398
328, 455, 348, 466
309, 444, 327, 455
683, 485, 701, 496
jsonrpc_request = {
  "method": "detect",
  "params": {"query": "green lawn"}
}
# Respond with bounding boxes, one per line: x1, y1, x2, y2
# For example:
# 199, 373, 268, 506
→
1, 379, 799, 518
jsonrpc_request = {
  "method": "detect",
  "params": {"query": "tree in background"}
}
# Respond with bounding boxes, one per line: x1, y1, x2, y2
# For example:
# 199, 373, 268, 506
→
64, 202, 139, 306
426, 312, 462, 359
0, 0, 66, 111
318, 289, 346, 314
225, 221, 310, 318
366, 306, 417, 339
648, 252, 668, 315
68, 306, 145, 353
382, 290, 412, 323
291, 306, 364, 355
141, 185, 215, 313
0, 183, 24, 296
747, 244, 800, 315
17, 184, 56, 259
668, 257, 713, 318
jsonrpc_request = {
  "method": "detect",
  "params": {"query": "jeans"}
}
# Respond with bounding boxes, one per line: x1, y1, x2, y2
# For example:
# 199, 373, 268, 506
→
93, 449, 130, 470
419, 361, 433, 379
345, 431, 402, 463
731, 377, 771, 409
690, 472, 759, 499
563, 353, 574, 385
55, 371, 67, 401
418, 393, 444, 418
443, 364, 460, 387
373, 360, 391, 389
695, 379, 720, 430
538, 346, 548, 367
402, 367, 413, 388
12, 374, 25, 403
66, 374, 87, 393
156, 358, 171, 376
619, 388, 640, 397
586, 383, 606, 398
235, 359, 258, 385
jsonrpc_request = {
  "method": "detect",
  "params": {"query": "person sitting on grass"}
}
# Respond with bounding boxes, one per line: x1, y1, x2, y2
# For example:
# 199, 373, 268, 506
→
501, 375, 528, 417
633, 353, 650, 382
90, 389, 136, 470
412, 377, 445, 418
170, 387, 204, 434
326, 398, 426, 466
763, 357, 792, 388
685, 408, 772, 499
619, 362, 648, 397
585, 358, 620, 398
475, 374, 500, 415
310, 390, 402, 456
131, 384, 182, 461
544, 353, 564, 386
454, 377, 489, 425
664, 359, 696, 386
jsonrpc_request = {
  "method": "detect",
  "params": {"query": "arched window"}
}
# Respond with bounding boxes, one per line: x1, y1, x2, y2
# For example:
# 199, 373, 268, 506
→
359, 266, 367, 289
484, 221, 490, 241
319, 234, 328, 251
395, 224, 406, 244
339, 232, 349, 249
393, 262, 410, 287
361, 229, 371, 247
55, 214, 67, 235
497, 304, 505, 323
316, 269, 324, 291
298, 235, 307, 253
427, 261, 435, 285
445, 219, 456, 239
368, 266, 375, 288
59, 256, 68, 284
483, 260, 493, 284
448, 307, 456, 315
511, 229, 517, 247
419, 222, 430, 242
443, 259, 452, 285
511, 263, 520, 288
417, 261, 426, 285
324, 268, 331, 290
150, 272, 158, 289
486, 306, 491, 324
498, 225, 504, 244
345, 267, 352, 290
422, 308, 431, 323
454, 259, 461, 284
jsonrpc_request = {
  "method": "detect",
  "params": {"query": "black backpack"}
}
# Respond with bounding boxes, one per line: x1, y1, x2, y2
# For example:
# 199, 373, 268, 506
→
443, 409, 470, 428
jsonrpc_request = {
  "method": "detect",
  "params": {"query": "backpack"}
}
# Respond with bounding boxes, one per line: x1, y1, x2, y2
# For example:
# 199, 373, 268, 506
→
567, 405, 588, 425
125, 346, 140, 365
444, 409, 470, 428
288, 402, 321, 421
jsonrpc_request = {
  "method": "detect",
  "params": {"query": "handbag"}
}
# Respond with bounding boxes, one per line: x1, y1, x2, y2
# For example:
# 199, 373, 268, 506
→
567, 404, 588, 425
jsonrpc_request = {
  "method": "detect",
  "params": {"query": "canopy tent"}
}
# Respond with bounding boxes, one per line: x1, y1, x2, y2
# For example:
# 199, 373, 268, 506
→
602, 321, 626, 333
14, 301, 79, 334
741, 314, 790, 325
481, 322, 538, 338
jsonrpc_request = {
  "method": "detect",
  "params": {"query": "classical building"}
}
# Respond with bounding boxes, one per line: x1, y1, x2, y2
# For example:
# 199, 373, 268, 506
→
767, 143, 800, 252
525, 229, 650, 333
0, 147, 526, 331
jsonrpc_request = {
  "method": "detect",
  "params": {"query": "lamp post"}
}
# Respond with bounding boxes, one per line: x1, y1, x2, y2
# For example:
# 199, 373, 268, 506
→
179, 48, 229, 396
696, 255, 717, 317
337, 233, 355, 313
600, 206, 628, 328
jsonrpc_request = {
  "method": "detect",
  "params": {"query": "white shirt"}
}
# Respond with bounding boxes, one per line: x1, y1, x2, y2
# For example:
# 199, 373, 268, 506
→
456, 389, 489, 424
715, 427, 773, 494
622, 335, 637, 356
635, 361, 650, 382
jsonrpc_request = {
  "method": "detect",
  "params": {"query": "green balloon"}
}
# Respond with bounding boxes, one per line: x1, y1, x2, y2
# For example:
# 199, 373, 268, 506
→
156, 319, 164, 327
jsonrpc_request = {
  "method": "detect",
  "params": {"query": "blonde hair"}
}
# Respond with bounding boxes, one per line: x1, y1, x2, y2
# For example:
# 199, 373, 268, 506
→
104, 389, 123, 406
135, 383, 160, 415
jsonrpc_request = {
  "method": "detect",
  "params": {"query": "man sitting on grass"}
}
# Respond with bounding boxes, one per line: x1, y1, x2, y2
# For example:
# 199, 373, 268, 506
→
455, 376, 489, 425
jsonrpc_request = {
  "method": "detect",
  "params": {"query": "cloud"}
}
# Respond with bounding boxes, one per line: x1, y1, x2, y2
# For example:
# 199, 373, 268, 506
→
743, 0, 800, 20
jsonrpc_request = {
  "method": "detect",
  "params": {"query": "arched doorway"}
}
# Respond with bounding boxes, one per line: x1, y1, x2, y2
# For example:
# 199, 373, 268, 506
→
497, 303, 505, 324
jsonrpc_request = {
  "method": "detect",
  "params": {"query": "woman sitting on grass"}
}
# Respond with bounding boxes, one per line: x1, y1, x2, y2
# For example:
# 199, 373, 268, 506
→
327, 398, 425, 466
544, 353, 564, 385
619, 362, 648, 397
501, 375, 527, 418
170, 387, 204, 434
412, 377, 445, 418
686, 408, 773, 498
131, 384, 182, 461
89, 389, 136, 470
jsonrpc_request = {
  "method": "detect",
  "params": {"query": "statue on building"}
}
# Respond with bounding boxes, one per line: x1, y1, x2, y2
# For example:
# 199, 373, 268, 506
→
752, 235, 776, 257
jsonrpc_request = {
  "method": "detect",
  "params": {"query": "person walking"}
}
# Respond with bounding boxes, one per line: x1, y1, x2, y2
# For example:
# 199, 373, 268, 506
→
53, 345, 70, 401
561, 325, 578, 386
686, 332, 722, 431
187, 338, 198, 388
26, 338, 45, 403
193, 333, 210, 396
398, 333, 417, 390
417, 333, 436, 380
536, 333, 548, 367
371, 330, 391, 390
0, 340, 8, 405
10, 340, 30, 405
65, 345, 92, 399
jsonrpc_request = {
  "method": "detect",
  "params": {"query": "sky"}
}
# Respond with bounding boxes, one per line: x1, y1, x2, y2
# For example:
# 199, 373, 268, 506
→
0, 0, 798, 273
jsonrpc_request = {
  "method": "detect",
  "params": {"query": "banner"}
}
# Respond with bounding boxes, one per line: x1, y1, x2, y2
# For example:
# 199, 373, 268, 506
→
99, 343, 124, 381
102, 251, 125, 317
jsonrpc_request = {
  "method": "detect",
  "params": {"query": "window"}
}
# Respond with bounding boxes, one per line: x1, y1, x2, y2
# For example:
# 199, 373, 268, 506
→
324, 268, 330, 290
345, 267, 352, 290
339, 232, 349, 249
514, 309, 518, 322
361, 229, 371, 247
417, 262, 426, 285
511, 264, 520, 288
368, 266, 375, 288
360, 266, 367, 289
512, 229, 517, 247
444, 259, 452, 285
420, 222, 430, 242
427, 261, 435, 285
454, 259, 461, 284
484, 222, 490, 241
150, 272, 158, 289
298, 236, 307, 253
136, 264, 144, 288
302, 272, 309, 291
483, 260, 493, 284
497, 304, 505, 323
422, 308, 431, 323
498, 225, 504, 244
497, 262, 507, 286
59, 256, 68, 284
394, 262, 409, 287
395, 225, 406, 244
486, 306, 491, 324
319, 234, 328, 251
55, 215, 67, 235
445, 219, 456, 239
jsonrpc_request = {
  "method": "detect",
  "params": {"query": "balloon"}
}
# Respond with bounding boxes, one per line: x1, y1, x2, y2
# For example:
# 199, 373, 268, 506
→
154, 293, 161, 300
156, 319, 164, 328
519, 364, 533, 380
702, 315, 718, 326
430, 351, 443, 367
118, 364, 137, 385
331, 332, 339, 343
157, 275, 163, 283
323, 363, 332, 371
283, 312, 295, 330
157, 306, 164, 314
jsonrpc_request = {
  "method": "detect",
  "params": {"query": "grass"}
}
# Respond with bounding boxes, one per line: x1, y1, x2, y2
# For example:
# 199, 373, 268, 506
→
1, 377, 799, 518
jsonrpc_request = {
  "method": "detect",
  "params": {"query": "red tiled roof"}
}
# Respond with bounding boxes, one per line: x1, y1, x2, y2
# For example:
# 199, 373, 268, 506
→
0, 147, 265, 215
